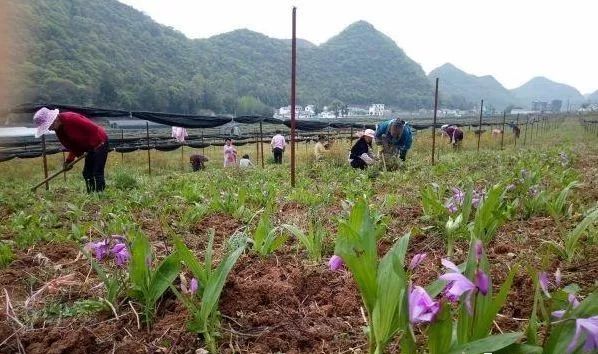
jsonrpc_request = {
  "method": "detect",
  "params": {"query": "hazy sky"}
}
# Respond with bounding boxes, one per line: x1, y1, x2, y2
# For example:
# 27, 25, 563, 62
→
119, 0, 597, 94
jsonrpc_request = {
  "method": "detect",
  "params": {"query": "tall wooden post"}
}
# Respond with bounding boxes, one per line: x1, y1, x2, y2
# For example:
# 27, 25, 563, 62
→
290, 6, 297, 187
201, 130, 205, 156
477, 99, 484, 152
431, 78, 439, 165
259, 122, 264, 168
121, 129, 124, 163
523, 116, 529, 146
62, 151, 67, 181
146, 122, 151, 176
41, 134, 49, 190
500, 111, 506, 150
255, 127, 259, 165
514, 114, 519, 147
181, 143, 184, 171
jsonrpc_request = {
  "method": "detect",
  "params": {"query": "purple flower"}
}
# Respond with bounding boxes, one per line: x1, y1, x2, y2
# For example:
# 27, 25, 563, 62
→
567, 316, 598, 353
555, 268, 562, 287
328, 255, 343, 271
471, 190, 485, 208
189, 278, 198, 295
440, 258, 489, 314
445, 200, 458, 213
441, 258, 460, 273
475, 270, 489, 295
451, 187, 465, 205
552, 293, 581, 319
529, 185, 540, 198
474, 240, 484, 262
409, 253, 427, 270
88, 240, 110, 261
506, 184, 516, 191
111, 243, 130, 266
440, 272, 476, 302
539, 272, 550, 297
408, 286, 440, 324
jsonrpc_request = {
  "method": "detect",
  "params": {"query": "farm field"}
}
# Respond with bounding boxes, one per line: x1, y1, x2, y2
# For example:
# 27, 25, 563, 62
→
0, 118, 597, 353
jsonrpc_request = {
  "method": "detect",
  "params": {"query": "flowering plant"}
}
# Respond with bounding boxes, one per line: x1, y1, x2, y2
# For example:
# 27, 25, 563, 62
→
128, 230, 181, 326
82, 235, 130, 307
172, 230, 246, 354
525, 268, 598, 353
334, 199, 415, 353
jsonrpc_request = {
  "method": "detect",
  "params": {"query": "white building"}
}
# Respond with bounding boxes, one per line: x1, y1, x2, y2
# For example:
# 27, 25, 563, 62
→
369, 104, 385, 116
319, 111, 336, 119
277, 105, 304, 119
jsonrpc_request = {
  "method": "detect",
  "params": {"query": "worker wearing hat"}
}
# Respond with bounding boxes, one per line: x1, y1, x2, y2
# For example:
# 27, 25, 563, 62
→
33, 107, 109, 193
349, 129, 376, 169
375, 117, 413, 161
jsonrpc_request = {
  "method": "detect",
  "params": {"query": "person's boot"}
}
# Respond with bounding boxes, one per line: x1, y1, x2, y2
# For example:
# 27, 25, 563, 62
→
95, 176, 105, 192
85, 179, 94, 193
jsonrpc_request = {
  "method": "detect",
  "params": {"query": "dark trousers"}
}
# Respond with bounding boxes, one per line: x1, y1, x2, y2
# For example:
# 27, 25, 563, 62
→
273, 147, 283, 164
399, 149, 407, 161
350, 158, 367, 170
83, 142, 109, 193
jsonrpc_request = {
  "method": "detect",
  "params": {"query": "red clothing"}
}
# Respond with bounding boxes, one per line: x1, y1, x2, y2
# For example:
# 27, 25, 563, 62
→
55, 112, 108, 162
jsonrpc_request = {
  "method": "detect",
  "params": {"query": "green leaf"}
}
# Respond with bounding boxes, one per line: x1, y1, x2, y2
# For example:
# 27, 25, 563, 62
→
372, 237, 409, 351
148, 253, 181, 303
427, 302, 454, 354
198, 243, 246, 332
476, 265, 519, 338
129, 230, 151, 294
174, 237, 208, 286
335, 199, 380, 314
494, 344, 543, 354
447, 332, 523, 354
564, 207, 598, 260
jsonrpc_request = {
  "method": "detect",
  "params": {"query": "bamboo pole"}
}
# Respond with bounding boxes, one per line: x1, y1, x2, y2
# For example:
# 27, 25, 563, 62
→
290, 7, 297, 187
431, 78, 439, 165
477, 99, 484, 152
146, 122, 151, 176
41, 134, 49, 190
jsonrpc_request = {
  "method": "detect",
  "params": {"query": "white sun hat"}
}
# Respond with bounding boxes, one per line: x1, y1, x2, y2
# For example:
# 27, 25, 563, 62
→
33, 107, 59, 138
363, 129, 375, 138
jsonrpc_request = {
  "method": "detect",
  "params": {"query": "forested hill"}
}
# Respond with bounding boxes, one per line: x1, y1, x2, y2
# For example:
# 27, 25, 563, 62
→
6, 0, 434, 121
428, 63, 517, 111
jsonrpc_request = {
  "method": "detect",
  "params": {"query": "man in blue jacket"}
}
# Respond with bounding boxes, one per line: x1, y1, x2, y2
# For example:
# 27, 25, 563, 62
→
375, 118, 413, 161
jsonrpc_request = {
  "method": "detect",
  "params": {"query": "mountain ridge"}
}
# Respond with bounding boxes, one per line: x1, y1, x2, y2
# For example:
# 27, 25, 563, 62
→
5, 0, 433, 118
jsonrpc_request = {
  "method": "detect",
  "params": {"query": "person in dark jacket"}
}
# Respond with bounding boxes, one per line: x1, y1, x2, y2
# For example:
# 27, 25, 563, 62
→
440, 124, 464, 148
349, 129, 376, 169
190, 154, 209, 171
34, 107, 109, 193
375, 118, 413, 161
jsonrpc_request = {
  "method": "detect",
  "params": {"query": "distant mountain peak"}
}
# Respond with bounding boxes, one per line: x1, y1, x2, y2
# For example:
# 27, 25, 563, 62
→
511, 76, 584, 106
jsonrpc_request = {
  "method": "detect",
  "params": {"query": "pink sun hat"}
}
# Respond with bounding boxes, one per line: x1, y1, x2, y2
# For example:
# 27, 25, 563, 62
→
33, 107, 59, 138
357, 128, 376, 138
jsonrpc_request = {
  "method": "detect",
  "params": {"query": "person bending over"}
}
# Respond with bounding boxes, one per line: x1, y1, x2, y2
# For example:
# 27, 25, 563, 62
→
34, 107, 109, 193
349, 129, 376, 169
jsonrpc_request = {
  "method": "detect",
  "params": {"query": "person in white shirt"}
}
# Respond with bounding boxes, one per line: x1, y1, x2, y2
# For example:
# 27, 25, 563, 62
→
239, 154, 253, 168
270, 130, 286, 164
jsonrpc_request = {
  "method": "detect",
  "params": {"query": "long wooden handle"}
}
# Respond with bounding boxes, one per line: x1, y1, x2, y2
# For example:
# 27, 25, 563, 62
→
30, 154, 86, 191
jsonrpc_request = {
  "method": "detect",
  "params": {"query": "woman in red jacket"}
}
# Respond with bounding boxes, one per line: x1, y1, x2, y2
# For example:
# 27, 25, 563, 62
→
34, 107, 109, 193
